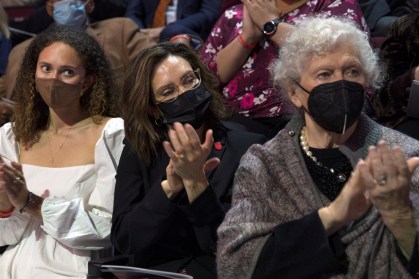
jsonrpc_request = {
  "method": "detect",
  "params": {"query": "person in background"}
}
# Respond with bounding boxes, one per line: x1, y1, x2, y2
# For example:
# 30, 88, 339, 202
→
0, 26, 124, 278
217, 17, 419, 279
358, 0, 417, 37
111, 42, 266, 279
25, 0, 128, 35
202, 0, 368, 139
0, 0, 154, 109
370, 12, 419, 140
125, 0, 221, 43
0, 0, 37, 6
0, 4, 13, 127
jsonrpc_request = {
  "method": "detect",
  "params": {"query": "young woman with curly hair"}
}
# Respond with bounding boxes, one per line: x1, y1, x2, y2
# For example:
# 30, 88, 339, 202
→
0, 26, 124, 278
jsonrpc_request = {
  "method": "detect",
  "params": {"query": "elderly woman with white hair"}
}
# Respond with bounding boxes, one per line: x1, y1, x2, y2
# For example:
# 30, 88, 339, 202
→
217, 17, 419, 279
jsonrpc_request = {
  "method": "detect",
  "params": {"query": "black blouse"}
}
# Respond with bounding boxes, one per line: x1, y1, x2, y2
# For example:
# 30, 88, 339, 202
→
111, 127, 266, 278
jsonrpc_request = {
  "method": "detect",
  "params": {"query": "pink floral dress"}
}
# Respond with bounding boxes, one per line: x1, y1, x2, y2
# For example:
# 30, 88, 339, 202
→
201, 0, 369, 119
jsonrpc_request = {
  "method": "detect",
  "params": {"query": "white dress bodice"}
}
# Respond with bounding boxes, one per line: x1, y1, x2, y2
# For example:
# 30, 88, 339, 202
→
0, 118, 124, 279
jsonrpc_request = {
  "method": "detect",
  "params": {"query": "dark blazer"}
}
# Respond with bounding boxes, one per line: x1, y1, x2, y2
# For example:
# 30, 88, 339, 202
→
111, 127, 266, 278
124, 0, 221, 40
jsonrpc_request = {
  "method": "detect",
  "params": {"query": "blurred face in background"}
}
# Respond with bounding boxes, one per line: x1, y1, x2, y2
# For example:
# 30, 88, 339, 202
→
46, 0, 95, 29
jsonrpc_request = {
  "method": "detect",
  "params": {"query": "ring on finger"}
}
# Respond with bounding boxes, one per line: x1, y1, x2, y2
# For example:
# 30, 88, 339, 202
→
16, 172, 23, 179
178, 154, 185, 159
373, 174, 387, 185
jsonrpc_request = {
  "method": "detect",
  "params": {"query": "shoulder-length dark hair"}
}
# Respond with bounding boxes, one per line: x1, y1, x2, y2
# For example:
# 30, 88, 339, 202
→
13, 26, 120, 148
122, 42, 233, 164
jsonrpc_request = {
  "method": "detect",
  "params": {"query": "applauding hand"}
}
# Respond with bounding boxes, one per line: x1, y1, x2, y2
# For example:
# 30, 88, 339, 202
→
0, 162, 29, 210
163, 123, 220, 203
319, 160, 371, 236
242, 0, 279, 31
359, 141, 419, 258
241, 5, 264, 46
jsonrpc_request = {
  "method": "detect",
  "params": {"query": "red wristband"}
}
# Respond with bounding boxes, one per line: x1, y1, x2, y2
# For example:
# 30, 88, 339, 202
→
238, 33, 256, 49
0, 206, 15, 217
170, 34, 191, 43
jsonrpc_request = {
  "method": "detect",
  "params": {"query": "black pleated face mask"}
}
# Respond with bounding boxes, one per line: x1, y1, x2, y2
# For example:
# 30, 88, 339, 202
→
295, 79, 365, 134
157, 83, 213, 129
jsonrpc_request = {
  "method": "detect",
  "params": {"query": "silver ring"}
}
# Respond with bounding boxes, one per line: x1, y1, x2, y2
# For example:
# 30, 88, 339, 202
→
374, 174, 387, 185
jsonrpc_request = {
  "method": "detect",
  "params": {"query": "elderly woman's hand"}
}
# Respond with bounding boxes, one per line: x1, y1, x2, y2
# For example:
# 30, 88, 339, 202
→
163, 123, 220, 203
319, 160, 371, 236
360, 141, 419, 259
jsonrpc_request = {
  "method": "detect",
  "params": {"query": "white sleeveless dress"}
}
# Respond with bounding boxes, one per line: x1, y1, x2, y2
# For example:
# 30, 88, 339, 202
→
0, 118, 124, 278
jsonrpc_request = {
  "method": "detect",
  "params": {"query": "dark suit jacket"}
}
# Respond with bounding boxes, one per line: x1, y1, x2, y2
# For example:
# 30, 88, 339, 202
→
111, 127, 266, 278
124, 0, 221, 40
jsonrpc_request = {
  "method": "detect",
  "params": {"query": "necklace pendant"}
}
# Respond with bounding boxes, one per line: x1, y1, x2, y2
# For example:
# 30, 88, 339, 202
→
51, 158, 54, 164
338, 173, 346, 182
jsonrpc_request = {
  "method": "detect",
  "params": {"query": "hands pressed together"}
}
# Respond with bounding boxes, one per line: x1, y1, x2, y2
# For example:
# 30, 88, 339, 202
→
320, 140, 419, 258
241, 0, 278, 45
162, 123, 220, 203
0, 155, 29, 216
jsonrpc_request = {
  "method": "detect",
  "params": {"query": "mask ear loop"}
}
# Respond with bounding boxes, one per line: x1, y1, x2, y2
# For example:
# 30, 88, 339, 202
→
290, 78, 311, 115
79, 75, 89, 97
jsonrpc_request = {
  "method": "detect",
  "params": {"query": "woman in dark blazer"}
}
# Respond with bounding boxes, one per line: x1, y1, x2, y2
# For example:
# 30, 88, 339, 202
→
111, 42, 266, 279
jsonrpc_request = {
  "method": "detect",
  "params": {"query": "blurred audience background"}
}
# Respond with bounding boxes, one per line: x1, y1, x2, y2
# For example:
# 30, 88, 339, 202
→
125, 0, 221, 43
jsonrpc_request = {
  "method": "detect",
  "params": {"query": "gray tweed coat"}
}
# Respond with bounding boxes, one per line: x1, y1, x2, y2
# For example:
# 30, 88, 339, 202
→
217, 113, 419, 279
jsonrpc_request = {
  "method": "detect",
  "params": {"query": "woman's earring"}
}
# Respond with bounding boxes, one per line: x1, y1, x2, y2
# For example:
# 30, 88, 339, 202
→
155, 119, 162, 126
80, 89, 85, 97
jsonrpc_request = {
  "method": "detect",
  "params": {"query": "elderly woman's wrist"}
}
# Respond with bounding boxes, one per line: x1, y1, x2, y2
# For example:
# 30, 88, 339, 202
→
318, 207, 344, 236
381, 208, 415, 231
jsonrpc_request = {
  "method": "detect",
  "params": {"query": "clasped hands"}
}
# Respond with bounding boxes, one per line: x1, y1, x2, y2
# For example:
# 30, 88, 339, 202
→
240, 0, 279, 45
320, 141, 419, 257
162, 123, 220, 203
0, 156, 30, 212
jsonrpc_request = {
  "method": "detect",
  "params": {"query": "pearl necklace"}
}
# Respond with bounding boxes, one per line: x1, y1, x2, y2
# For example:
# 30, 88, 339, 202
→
299, 126, 347, 183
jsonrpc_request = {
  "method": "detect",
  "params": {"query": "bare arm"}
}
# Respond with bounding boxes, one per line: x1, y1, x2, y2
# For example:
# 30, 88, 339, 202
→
215, 5, 263, 83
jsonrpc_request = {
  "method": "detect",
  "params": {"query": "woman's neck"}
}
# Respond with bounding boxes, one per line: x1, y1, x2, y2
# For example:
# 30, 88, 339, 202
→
304, 112, 357, 149
48, 105, 91, 133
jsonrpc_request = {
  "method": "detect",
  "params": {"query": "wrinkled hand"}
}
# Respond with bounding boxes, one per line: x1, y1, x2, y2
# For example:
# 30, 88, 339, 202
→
241, 0, 279, 31
163, 123, 220, 203
360, 141, 419, 222
141, 27, 164, 43
319, 160, 371, 235
0, 102, 15, 127
0, 162, 29, 210
241, 4, 264, 45
162, 159, 184, 200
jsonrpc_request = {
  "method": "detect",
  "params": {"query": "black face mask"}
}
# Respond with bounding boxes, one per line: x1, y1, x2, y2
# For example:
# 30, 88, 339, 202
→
157, 83, 213, 129
295, 79, 365, 134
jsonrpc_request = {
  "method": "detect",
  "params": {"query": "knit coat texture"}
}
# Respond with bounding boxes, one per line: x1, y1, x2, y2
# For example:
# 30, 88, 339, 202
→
217, 113, 419, 279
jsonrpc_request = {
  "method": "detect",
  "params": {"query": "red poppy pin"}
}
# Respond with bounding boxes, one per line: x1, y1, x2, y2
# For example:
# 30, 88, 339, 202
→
214, 142, 222, 150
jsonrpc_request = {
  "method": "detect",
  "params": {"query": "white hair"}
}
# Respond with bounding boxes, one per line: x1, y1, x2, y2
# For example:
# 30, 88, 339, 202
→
271, 17, 384, 95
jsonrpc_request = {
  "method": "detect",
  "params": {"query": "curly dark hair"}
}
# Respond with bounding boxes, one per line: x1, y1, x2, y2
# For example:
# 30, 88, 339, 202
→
122, 42, 233, 164
13, 26, 120, 147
